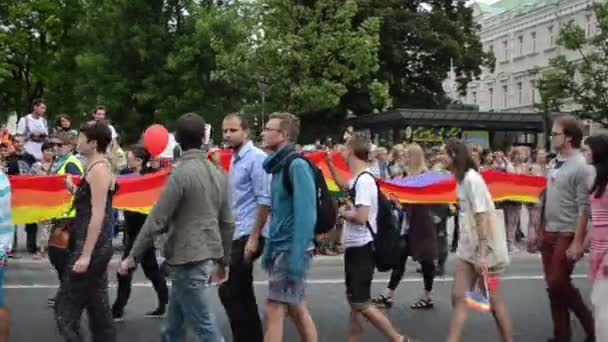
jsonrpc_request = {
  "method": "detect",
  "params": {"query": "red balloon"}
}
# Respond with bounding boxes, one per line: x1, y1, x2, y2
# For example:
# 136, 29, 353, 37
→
143, 124, 169, 157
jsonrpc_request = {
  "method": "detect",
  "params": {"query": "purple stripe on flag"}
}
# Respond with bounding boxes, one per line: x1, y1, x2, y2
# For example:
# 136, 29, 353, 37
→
386, 171, 452, 187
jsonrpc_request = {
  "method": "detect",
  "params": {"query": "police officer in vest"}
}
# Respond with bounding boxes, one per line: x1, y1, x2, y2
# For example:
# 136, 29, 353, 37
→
47, 132, 84, 307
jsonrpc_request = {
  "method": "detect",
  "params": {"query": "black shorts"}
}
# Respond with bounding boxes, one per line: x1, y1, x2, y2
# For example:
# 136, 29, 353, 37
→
344, 242, 374, 309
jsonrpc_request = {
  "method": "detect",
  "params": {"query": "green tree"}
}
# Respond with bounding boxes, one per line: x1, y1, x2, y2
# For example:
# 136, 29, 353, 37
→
537, 3, 608, 126
343, 0, 494, 113
0, 0, 80, 117
215, 0, 382, 115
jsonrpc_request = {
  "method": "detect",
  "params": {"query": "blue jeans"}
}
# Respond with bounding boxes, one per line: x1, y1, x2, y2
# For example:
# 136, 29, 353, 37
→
162, 259, 224, 342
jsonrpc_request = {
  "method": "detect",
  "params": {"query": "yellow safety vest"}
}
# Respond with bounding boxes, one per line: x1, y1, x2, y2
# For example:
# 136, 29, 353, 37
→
57, 154, 84, 219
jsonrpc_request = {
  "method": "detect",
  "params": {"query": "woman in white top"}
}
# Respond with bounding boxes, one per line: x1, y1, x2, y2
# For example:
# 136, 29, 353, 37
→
442, 138, 514, 342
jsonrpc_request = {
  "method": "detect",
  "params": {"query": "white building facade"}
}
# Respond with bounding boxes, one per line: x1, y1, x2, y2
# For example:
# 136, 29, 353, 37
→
446, 0, 598, 113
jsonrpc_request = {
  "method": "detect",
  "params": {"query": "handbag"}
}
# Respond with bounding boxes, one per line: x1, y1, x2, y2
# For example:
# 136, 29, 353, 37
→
484, 208, 510, 271
49, 220, 71, 249
462, 207, 510, 272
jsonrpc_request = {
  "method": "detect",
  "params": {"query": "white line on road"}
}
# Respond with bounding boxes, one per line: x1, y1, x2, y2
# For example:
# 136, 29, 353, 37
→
3, 274, 587, 289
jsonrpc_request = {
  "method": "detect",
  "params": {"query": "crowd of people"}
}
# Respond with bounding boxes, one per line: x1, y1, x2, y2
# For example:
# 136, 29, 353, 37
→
0, 99, 605, 342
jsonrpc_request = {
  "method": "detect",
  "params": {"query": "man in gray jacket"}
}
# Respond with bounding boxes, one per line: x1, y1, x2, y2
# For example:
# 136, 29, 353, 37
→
119, 113, 234, 342
541, 115, 594, 342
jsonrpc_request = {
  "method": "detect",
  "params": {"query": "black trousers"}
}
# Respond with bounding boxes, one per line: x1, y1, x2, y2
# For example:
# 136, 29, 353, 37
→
436, 218, 448, 269
49, 246, 70, 282
113, 227, 168, 313
55, 262, 116, 342
388, 235, 435, 292
451, 210, 460, 251
219, 235, 265, 342
25, 223, 38, 253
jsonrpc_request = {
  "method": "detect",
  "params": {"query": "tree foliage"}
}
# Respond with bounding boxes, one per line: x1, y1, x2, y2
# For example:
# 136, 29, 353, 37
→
0, 0, 488, 142
538, 3, 608, 126
342, 0, 493, 113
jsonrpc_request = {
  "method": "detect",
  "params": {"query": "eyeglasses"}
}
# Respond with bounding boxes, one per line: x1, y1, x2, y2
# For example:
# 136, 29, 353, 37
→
550, 132, 565, 137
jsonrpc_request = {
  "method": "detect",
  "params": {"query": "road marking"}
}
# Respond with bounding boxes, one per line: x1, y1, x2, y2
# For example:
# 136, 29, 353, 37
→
3, 274, 587, 289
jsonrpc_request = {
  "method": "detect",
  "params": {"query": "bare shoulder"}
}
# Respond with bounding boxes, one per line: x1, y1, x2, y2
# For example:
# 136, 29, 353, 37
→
86, 161, 113, 186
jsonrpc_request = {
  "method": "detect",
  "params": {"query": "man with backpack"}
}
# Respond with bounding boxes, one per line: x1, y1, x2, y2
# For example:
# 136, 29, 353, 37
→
260, 112, 318, 342
327, 133, 407, 342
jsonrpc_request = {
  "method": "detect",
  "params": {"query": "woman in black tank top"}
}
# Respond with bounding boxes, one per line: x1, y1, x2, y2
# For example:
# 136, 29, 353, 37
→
54, 121, 117, 342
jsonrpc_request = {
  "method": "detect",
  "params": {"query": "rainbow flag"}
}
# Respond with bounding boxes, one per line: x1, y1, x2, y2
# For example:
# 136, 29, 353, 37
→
306, 151, 546, 204
7, 150, 547, 224
9, 171, 170, 224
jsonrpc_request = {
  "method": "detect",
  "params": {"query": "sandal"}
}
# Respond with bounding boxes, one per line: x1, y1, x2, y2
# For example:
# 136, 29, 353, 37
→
371, 294, 393, 309
410, 298, 434, 310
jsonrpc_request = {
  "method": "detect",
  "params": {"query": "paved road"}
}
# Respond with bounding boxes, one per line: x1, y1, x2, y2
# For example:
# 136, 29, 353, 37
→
4, 253, 592, 341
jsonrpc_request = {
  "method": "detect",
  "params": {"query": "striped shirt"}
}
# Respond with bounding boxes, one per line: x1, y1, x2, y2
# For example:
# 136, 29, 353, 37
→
589, 192, 608, 281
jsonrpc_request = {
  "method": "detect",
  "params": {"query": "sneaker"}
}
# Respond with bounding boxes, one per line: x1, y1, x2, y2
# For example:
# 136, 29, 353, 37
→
112, 310, 124, 322
144, 307, 165, 318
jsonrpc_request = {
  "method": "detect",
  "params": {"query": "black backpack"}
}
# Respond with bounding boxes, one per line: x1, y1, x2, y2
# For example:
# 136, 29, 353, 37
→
283, 154, 337, 235
352, 172, 401, 272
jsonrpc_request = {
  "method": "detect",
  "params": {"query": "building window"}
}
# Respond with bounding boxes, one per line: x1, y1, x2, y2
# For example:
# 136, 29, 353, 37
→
472, 91, 477, 105
502, 85, 508, 108
586, 14, 593, 37
518, 36, 524, 56
517, 82, 523, 105
489, 88, 494, 109
548, 26, 554, 47
488, 44, 494, 54
530, 32, 536, 53
502, 40, 509, 60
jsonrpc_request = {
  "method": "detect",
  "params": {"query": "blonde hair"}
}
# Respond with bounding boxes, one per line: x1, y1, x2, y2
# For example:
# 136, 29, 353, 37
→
268, 112, 300, 142
405, 143, 427, 176
390, 144, 405, 161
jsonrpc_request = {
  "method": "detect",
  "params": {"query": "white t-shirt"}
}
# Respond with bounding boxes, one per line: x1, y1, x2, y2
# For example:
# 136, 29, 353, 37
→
343, 171, 378, 248
456, 169, 495, 261
108, 124, 118, 140
16, 114, 48, 160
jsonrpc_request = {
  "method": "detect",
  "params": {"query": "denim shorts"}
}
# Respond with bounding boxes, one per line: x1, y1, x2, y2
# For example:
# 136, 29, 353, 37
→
267, 252, 312, 305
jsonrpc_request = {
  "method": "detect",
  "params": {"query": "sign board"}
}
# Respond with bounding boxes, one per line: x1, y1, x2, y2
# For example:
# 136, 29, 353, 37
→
462, 130, 490, 149
411, 126, 461, 142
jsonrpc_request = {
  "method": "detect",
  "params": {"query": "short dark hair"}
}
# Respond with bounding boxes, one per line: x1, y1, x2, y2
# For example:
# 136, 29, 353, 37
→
31, 98, 45, 109
224, 113, 249, 131
554, 115, 583, 148
347, 132, 370, 161
268, 112, 300, 142
94, 105, 107, 114
445, 138, 478, 182
175, 113, 206, 151
128, 144, 151, 165
41, 141, 55, 152
80, 121, 112, 153
55, 114, 72, 127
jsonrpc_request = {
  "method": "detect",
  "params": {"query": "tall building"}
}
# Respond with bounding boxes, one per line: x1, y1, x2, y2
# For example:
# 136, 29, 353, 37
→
445, 0, 597, 113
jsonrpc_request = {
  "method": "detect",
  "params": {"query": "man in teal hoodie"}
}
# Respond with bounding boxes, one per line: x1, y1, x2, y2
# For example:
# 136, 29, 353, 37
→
261, 112, 318, 342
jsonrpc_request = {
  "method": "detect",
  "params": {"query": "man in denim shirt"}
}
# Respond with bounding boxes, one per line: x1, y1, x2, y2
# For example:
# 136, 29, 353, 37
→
219, 113, 270, 342
119, 113, 234, 342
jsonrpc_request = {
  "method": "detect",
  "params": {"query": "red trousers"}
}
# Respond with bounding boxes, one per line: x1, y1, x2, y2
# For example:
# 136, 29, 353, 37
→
541, 231, 594, 341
